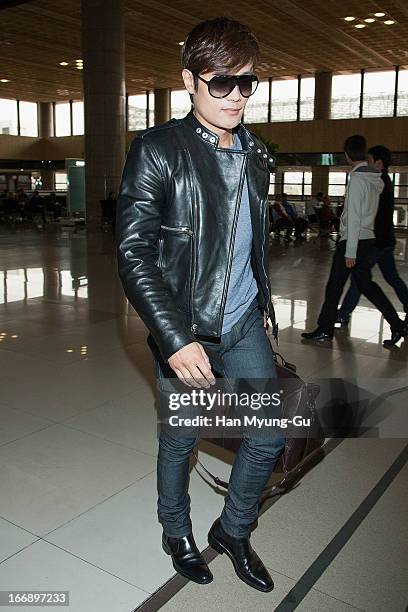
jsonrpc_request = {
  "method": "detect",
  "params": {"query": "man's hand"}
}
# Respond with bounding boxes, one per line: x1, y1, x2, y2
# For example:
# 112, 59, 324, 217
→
345, 257, 356, 268
168, 342, 216, 388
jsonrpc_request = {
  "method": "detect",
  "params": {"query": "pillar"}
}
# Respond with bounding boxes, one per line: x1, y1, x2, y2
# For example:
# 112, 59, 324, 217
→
154, 88, 171, 125
314, 72, 332, 120
38, 102, 54, 138
81, 0, 126, 227
312, 166, 330, 197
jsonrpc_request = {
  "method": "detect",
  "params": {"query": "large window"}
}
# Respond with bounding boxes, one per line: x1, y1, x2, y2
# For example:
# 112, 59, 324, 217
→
72, 101, 84, 135
128, 94, 148, 130
363, 70, 395, 118
331, 73, 361, 119
171, 89, 191, 119
0, 98, 18, 134
283, 171, 312, 196
328, 171, 348, 196
244, 80, 269, 123
397, 68, 408, 116
19, 101, 38, 136
300, 77, 315, 120
271, 78, 298, 122
55, 102, 70, 136
55, 172, 68, 191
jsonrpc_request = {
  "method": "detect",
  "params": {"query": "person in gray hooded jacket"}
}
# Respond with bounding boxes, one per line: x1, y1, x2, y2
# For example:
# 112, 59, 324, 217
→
302, 134, 407, 347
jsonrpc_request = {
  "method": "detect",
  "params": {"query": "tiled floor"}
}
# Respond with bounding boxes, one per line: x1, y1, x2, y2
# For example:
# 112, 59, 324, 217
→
0, 225, 406, 612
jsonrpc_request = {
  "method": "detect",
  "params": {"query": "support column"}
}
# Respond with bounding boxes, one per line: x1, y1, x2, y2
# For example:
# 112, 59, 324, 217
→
38, 102, 54, 138
41, 171, 54, 190
312, 166, 330, 197
81, 0, 126, 227
274, 169, 284, 195
314, 72, 332, 120
154, 88, 171, 125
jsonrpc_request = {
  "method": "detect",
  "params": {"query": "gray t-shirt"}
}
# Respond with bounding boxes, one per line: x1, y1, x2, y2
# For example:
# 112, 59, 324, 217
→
222, 132, 258, 334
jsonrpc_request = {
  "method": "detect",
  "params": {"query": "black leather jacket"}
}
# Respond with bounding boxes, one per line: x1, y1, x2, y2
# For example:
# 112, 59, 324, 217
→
116, 109, 278, 362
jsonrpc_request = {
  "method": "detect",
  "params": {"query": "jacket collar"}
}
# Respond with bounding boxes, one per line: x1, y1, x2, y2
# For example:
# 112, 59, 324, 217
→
183, 109, 249, 150
182, 109, 276, 166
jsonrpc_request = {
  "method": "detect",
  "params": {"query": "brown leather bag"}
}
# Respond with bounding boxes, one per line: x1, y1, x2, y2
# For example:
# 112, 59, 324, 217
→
194, 351, 325, 491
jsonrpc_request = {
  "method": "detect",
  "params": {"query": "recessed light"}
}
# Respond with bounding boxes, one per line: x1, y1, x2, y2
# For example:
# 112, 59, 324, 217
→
0, 78, 10, 83
75, 58, 83, 62
384, 20, 395, 25
178, 41, 184, 45
344, 16, 356, 21
59, 61, 69, 66
364, 18, 375, 23
374, 12, 385, 17
76, 66, 83, 70
355, 23, 366, 28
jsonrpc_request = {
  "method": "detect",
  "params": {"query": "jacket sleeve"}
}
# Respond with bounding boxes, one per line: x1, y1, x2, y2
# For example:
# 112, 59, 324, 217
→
116, 134, 196, 362
345, 176, 364, 259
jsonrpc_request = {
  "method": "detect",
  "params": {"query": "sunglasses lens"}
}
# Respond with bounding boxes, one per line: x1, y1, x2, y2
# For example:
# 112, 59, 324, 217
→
239, 75, 258, 97
209, 76, 235, 98
208, 75, 259, 98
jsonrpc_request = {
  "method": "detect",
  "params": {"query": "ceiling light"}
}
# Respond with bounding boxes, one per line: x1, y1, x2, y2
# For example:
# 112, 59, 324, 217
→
355, 23, 366, 28
384, 20, 395, 25
59, 61, 69, 66
374, 12, 385, 17
364, 18, 375, 23
344, 16, 356, 21
76, 66, 83, 70
178, 41, 184, 45
0, 78, 10, 82
75, 58, 83, 62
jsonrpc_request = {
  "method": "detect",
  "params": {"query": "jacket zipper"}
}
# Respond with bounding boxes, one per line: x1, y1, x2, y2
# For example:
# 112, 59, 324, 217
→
184, 149, 197, 332
157, 237, 164, 267
160, 224, 194, 236
216, 153, 248, 335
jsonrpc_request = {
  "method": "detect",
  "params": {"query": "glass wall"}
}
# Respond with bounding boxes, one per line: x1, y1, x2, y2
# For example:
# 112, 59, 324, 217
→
397, 68, 408, 116
19, 101, 38, 136
244, 80, 269, 123
0, 98, 18, 134
55, 171, 68, 191
55, 102, 70, 136
128, 94, 148, 131
328, 171, 348, 196
271, 78, 298, 122
171, 89, 191, 119
331, 73, 361, 119
300, 77, 315, 120
283, 171, 312, 196
363, 69, 395, 118
72, 101, 84, 135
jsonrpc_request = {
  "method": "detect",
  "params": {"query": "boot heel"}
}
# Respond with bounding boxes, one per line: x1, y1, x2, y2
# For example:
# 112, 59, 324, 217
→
208, 534, 224, 555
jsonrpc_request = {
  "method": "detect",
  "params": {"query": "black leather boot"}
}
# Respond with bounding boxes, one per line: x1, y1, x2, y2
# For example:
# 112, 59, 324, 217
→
162, 532, 213, 584
301, 328, 333, 341
208, 518, 274, 592
383, 322, 407, 347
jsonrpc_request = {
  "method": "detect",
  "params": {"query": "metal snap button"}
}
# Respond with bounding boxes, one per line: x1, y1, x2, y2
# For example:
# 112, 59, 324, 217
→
202, 132, 208, 138
196, 127, 202, 133
257, 148, 262, 153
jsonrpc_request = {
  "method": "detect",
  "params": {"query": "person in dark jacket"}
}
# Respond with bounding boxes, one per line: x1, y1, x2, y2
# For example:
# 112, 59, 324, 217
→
116, 17, 284, 592
337, 145, 408, 328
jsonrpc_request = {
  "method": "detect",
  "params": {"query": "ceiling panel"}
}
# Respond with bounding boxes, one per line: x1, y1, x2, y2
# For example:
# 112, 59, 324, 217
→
0, 0, 407, 101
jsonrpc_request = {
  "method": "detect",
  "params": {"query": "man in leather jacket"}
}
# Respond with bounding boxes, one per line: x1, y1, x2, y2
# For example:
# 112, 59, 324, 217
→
116, 17, 285, 592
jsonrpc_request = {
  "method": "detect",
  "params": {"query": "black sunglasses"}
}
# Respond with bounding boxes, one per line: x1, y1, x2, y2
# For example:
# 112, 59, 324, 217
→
192, 72, 259, 98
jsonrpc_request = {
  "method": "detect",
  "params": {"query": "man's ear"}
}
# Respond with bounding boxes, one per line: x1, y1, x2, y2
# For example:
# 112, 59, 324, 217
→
181, 69, 195, 95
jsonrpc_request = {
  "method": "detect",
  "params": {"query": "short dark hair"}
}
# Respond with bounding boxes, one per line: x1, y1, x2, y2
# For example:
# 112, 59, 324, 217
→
368, 145, 391, 169
344, 135, 367, 161
181, 17, 259, 95
316, 191, 323, 198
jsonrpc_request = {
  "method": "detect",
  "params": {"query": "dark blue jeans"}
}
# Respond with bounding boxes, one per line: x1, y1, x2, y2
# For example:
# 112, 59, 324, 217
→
338, 245, 408, 319
155, 297, 286, 538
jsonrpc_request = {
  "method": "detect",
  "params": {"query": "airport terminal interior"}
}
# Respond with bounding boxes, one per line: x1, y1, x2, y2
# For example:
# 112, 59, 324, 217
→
0, 1, 407, 611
